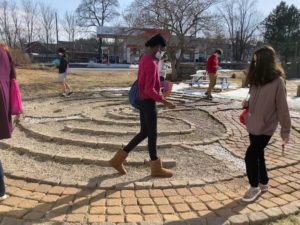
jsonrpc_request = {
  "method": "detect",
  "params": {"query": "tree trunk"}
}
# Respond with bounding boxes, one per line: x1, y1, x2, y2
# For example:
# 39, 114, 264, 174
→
171, 62, 180, 81
46, 37, 49, 62
297, 85, 300, 97
98, 38, 102, 63
170, 55, 182, 81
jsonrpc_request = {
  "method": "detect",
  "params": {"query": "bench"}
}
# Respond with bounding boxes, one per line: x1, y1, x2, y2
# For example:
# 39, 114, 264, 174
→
190, 72, 231, 91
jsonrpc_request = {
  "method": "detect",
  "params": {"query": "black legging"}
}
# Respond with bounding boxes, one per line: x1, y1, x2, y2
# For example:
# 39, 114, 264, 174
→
123, 99, 158, 161
0, 161, 5, 196
245, 134, 272, 187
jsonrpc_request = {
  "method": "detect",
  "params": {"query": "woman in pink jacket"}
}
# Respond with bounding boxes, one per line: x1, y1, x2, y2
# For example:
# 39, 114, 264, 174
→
0, 44, 16, 201
242, 46, 291, 202
109, 34, 176, 177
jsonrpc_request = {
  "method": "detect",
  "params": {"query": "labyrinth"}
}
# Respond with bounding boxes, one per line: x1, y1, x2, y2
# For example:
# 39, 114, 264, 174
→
0, 90, 300, 224
0, 91, 243, 188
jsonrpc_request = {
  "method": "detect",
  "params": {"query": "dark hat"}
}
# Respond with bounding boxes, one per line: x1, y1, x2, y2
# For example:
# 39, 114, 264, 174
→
215, 49, 223, 55
56, 47, 66, 54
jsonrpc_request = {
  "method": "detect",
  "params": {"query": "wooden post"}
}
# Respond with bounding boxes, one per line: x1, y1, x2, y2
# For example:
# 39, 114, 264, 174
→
297, 85, 300, 97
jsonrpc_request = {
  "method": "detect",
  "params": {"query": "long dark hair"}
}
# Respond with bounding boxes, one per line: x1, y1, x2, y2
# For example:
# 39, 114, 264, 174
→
246, 45, 285, 86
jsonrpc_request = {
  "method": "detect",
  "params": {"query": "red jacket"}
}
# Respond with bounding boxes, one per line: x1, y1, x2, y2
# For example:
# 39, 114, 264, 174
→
138, 54, 162, 102
206, 53, 219, 74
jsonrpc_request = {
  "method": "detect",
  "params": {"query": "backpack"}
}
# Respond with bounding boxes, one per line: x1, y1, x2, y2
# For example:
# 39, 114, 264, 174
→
129, 80, 140, 109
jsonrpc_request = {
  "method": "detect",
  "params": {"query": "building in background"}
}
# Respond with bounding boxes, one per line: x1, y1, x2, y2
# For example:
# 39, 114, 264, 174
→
96, 26, 171, 64
23, 26, 257, 65
24, 40, 99, 63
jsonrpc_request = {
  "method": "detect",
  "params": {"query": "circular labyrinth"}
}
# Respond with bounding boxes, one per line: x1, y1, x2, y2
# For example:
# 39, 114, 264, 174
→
0, 91, 246, 189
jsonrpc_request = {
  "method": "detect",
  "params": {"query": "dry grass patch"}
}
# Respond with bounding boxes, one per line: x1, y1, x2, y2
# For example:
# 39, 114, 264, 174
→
264, 214, 300, 225
17, 67, 137, 97
286, 79, 300, 96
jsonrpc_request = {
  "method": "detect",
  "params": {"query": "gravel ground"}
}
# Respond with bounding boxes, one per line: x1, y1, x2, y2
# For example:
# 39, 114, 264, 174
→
21, 117, 221, 145
194, 143, 245, 172
0, 91, 242, 186
58, 118, 191, 133
165, 109, 226, 138
0, 142, 242, 185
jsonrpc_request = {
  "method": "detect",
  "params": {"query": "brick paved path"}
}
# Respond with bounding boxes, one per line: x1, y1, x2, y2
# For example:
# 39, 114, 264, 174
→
0, 165, 299, 225
0, 93, 299, 225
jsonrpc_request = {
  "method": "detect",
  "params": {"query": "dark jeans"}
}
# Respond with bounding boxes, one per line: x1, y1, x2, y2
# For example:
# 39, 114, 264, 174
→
245, 134, 272, 187
0, 160, 5, 196
123, 99, 158, 161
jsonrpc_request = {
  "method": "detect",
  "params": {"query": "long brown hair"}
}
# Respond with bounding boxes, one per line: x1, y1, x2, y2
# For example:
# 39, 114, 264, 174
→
246, 45, 285, 86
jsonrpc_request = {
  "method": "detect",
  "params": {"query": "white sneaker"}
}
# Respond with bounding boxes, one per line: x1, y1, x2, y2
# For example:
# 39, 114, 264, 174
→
259, 183, 269, 192
242, 187, 261, 202
0, 194, 8, 201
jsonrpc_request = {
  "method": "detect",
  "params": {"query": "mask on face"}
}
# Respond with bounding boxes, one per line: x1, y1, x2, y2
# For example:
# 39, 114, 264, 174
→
155, 51, 162, 59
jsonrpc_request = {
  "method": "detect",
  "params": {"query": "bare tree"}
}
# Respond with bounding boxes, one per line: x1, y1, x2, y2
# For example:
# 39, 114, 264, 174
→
22, 0, 38, 45
62, 11, 78, 43
0, 0, 12, 46
10, 1, 22, 48
76, 0, 120, 62
76, 0, 119, 27
39, 2, 56, 59
219, 0, 261, 62
0, 0, 22, 48
124, 0, 219, 80
122, 6, 139, 28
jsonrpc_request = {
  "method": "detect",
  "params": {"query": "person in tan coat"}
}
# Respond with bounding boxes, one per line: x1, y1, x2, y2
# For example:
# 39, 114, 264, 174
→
242, 46, 291, 202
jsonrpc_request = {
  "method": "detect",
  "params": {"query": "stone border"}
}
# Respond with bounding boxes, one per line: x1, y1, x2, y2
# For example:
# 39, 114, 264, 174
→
19, 119, 230, 151
4, 171, 241, 190
63, 125, 195, 136
18, 122, 175, 150
228, 203, 300, 225
0, 142, 176, 168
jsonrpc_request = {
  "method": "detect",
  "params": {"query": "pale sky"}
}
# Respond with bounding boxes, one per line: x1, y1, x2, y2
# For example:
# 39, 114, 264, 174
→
14, 0, 300, 41
17, 0, 300, 18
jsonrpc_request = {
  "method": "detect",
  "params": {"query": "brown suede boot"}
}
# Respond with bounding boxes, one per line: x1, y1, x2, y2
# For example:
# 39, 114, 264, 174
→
109, 149, 128, 175
150, 159, 174, 178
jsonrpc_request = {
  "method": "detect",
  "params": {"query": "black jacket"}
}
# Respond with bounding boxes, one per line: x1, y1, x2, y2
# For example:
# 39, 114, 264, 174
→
58, 57, 68, 73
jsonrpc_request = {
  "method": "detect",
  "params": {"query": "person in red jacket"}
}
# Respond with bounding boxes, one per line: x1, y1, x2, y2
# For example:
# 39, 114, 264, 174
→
109, 34, 176, 178
205, 49, 223, 99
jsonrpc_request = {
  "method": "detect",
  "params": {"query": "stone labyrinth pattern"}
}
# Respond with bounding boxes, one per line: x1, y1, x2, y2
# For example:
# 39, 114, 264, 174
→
0, 90, 300, 224
1, 90, 300, 189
